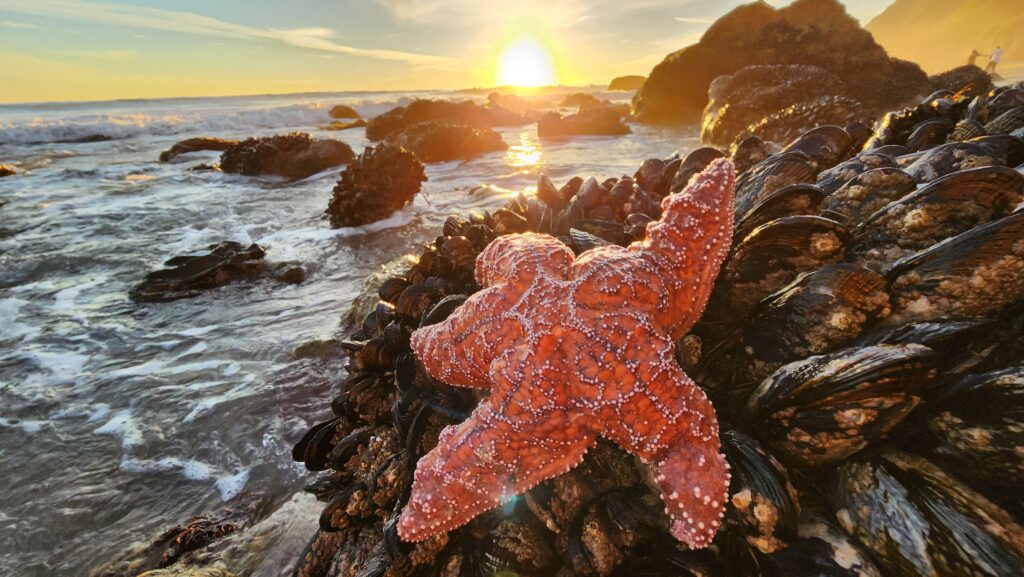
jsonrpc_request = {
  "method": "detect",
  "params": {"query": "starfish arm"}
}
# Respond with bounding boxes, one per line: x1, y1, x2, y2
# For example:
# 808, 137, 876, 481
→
600, 356, 728, 549
410, 286, 524, 389
475, 232, 575, 289
629, 158, 735, 339
396, 403, 595, 541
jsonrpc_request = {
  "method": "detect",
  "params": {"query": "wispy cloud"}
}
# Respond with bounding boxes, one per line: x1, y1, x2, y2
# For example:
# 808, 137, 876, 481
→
0, 0, 450, 65
1, 18, 37, 28
673, 16, 711, 24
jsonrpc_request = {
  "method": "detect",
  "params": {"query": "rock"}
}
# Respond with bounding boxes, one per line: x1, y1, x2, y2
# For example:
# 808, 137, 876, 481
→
739, 95, 861, 145
487, 92, 548, 116
0, 165, 15, 177
328, 104, 360, 119
321, 119, 367, 131
929, 65, 995, 97
365, 99, 527, 141
608, 75, 646, 91
219, 133, 354, 179
129, 242, 303, 303
701, 64, 849, 145
387, 121, 507, 163
159, 137, 239, 162
560, 93, 603, 108
138, 567, 237, 577
537, 108, 631, 138
326, 143, 426, 228
632, 0, 929, 124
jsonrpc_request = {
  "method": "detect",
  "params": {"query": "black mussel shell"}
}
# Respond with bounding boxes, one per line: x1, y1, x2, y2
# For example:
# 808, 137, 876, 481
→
815, 152, 900, 196
672, 147, 726, 193
820, 167, 916, 226
782, 125, 854, 171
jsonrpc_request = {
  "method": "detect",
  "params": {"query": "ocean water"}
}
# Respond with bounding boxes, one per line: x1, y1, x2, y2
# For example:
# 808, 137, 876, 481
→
0, 89, 699, 576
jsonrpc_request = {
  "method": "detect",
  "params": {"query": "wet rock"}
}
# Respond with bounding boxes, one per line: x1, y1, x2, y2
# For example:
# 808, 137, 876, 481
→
538, 108, 630, 138
159, 137, 238, 162
130, 241, 303, 303
701, 64, 848, 146
137, 566, 237, 577
928, 65, 994, 97
0, 165, 15, 177
740, 95, 862, 147
328, 104, 360, 119
219, 133, 354, 179
365, 99, 527, 142
608, 75, 646, 91
326, 143, 426, 228
632, 0, 928, 124
388, 121, 507, 163
321, 119, 367, 131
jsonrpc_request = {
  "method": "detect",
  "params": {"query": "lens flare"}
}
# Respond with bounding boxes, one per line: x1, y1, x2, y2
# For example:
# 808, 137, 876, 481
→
496, 35, 558, 87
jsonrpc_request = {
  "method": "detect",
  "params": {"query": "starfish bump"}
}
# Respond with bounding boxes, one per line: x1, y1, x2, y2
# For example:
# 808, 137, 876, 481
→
399, 158, 736, 548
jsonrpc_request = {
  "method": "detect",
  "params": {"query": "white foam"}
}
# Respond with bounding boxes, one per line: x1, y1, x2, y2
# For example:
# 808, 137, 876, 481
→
182, 459, 215, 481
216, 469, 250, 501
256, 206, 417, 250
0, 418, 47, 434
179, 324, 219, 337
93, 409, 144, 448
52, 276, 107, 316
17, 348, 91, 385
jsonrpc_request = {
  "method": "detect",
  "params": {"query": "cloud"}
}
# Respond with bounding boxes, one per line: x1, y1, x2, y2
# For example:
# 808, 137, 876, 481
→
1, 19, 37, 28
0, 0, 450, 65
673, 16, 711, 24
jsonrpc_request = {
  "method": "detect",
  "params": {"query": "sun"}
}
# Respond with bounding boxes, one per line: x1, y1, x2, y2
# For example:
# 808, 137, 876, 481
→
495, 35, 558, 88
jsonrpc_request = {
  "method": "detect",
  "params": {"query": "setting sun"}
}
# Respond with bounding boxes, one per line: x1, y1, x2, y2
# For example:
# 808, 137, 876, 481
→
495, 35, 558, 87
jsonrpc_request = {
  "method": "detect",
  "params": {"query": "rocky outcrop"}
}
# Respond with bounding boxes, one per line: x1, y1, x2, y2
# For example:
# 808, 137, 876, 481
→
929, 65, 995, 96
608, 75, 646, 91
701, 64, 851, 145
388, 121, 506, 163
0, 165, 15, 177
632, 0, 929, 125
326, 143, 426, 228
219, 133, 354, 179
321, 119, 367, 131
328, 104, 360, 119
537, 108, 631, 138
365, 99, 527, 141
159, 137, 238, 162
130, 242, 305, 303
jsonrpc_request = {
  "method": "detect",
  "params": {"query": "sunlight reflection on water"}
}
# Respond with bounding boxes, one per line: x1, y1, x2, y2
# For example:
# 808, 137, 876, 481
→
505, 130, 542, 170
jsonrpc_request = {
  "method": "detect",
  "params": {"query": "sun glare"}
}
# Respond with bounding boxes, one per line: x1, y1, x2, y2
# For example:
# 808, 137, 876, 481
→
496, 35, 558, 88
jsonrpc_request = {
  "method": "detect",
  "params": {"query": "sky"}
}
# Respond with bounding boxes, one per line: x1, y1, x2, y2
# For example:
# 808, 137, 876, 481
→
0, 0, 894, 103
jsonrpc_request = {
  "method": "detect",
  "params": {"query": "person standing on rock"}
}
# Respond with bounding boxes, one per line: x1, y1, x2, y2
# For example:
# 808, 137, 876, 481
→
968, 49, 982, 67
985, 46, 1002, 74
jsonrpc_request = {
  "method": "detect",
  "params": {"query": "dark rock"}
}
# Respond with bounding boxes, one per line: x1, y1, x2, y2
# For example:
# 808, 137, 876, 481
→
701, 64, 849, 145
632, 0, 929, 124
0, 165, 15, 177
321, 119, 367, 131
928, 65, 995, 97
326, 143, 426, 228
219, 133, 354, 180
159, 137, 238, 162
608, 75, 646, 91
365, 99, 527, 142
537, 108, 631, 138
328, 104, 360, 119
487, 92, 548, 116
65, 134, 114, 143
388, 121, 507, 163
740, 95, 861, 145
129, 242, 302, 302
560, 93, 603, 108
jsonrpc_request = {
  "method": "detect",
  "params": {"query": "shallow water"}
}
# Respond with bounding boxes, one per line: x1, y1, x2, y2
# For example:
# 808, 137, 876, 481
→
0, 90, 698, 576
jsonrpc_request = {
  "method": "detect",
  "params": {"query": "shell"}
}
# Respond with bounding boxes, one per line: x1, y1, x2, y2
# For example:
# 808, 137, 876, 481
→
815, 152, 900, 195
947, 118, 986, 142
820, 167, 916, 226
747, 344, 936, 468
734, 184, 825, 239
903, 141, 1000, 183
671, 147, 727, 193
905, 119, 953, 152
782, 125, 854, 171
985, 105, 1024, 135
730, 135, 772, 176
734, 153, 818, 218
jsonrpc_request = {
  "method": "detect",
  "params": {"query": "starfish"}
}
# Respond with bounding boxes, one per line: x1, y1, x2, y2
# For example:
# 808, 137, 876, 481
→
398, 158, 736, 548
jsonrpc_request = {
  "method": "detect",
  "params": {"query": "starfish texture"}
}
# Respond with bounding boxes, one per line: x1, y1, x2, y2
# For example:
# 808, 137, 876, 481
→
398, 158, 736, 548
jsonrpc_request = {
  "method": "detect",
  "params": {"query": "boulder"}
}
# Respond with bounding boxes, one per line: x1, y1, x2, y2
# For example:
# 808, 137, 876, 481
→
328, 104, 361, 119
537, 108, 631, 138
388, 121, 507, 163
321, 119, 367, 131
487, 92, 548, 116
129, 242, 305, 303
326, 143, 426, 228
740, 94, 862, 144
701, 64, 852, 145
929, 65, 995, 97
0, 165, 15, 177
632, 0, 929, 124
365, 99, 527, 141
560, 93, 603, 108
608, 75, 646, 91
219, 133, 354, 179
158, 137, 238, 162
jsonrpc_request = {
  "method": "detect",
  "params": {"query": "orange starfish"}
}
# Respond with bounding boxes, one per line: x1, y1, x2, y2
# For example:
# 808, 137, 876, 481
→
398, 159, 736, 548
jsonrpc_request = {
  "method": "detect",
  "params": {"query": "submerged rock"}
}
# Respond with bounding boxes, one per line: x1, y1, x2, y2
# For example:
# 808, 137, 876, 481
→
219, 133, 354, 180
328, 104, 360, 119
608, 75, 646, 91
326, 143, 426, 228
130, 242, 304, 303
387, 121, 507, 163
632, 0, 928, 124
321, 119, 367, 131
365, 99, 527, 141
537, 108, 630, 138
0, 165, 15, 177
159, 137, 238, 162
